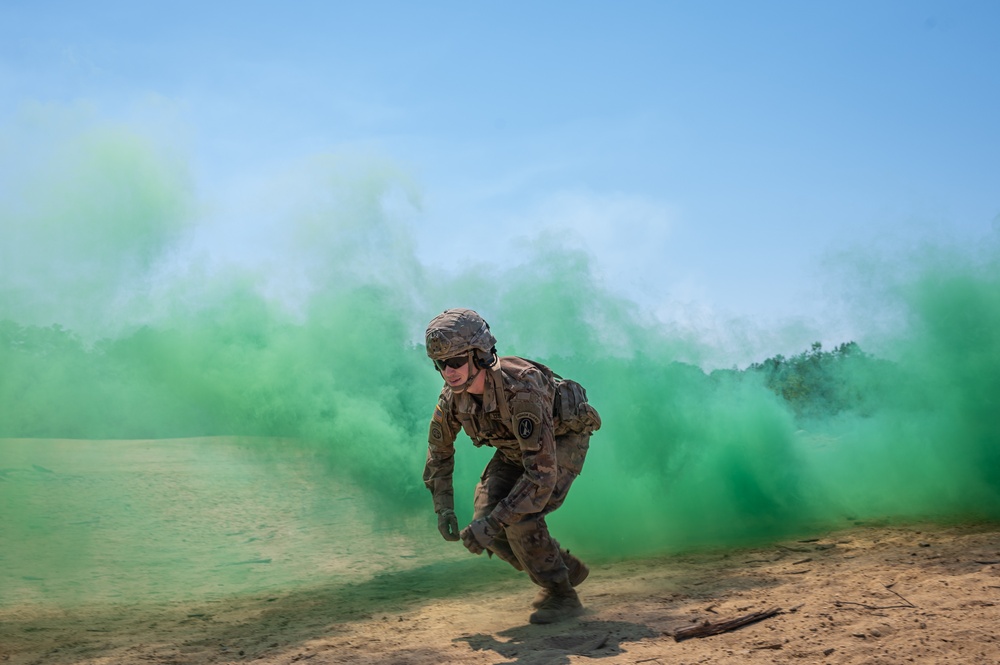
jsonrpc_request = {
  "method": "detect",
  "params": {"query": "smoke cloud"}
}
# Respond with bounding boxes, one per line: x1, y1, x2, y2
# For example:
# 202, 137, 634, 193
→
2, 111, 998, 605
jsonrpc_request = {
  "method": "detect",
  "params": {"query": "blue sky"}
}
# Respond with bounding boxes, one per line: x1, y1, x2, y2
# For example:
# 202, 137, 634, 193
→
2, 1, 999, 362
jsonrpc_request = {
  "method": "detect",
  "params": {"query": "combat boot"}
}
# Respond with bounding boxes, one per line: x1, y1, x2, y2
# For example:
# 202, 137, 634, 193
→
529, 579, 583, 624
532, 550, 589, 608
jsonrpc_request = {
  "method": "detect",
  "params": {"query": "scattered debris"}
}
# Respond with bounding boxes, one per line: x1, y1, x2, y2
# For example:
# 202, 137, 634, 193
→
835, 583, 916, 610
673, 607, 783, 641
751, 642, 783, 650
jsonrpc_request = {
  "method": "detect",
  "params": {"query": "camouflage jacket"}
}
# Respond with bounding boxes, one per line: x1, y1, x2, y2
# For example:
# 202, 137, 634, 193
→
423, 356, 562, 525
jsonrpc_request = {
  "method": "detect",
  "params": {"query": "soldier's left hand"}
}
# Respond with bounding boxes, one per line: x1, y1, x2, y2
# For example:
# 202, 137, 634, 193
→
436, 509, 460, 541
459, 515, 502, 555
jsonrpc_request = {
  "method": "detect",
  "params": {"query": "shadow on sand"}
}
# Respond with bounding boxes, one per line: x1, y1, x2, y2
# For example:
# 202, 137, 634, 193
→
455, 619, 659, 664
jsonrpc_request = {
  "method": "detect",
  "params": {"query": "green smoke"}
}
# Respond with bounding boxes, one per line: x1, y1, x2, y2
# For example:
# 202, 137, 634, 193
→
2, 112, 998, 607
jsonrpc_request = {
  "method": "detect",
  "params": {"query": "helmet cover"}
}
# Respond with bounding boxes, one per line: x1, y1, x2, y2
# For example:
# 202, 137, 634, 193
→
425, 308, 497, 360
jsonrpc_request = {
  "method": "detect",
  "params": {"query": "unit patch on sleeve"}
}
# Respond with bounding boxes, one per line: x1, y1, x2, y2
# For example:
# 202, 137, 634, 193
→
509, 397, 542, 451
517, 417, 534, 439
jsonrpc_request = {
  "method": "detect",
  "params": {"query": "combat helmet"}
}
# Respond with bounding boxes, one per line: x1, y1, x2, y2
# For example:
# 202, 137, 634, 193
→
425, 308, 497, 371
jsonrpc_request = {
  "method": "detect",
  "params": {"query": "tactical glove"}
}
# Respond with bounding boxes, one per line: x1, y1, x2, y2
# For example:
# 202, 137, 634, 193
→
436, 509, 460, 541
459, 515, 502, 555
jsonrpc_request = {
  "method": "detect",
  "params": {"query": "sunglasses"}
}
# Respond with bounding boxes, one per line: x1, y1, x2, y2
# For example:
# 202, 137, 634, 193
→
432, 355, 469, 372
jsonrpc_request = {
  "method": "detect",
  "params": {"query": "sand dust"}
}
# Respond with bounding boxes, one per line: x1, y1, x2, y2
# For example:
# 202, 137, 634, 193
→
4, 521, 1000, 664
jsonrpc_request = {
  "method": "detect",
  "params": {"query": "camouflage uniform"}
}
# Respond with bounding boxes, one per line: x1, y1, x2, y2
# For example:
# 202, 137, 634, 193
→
424, 354, 600, 589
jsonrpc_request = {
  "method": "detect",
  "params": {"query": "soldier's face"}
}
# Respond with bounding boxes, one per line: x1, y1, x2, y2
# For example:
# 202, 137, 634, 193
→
439, 356, 470, 389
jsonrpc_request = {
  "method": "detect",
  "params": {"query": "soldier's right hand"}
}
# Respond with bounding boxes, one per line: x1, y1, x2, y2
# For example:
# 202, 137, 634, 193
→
436, 509, 460, 541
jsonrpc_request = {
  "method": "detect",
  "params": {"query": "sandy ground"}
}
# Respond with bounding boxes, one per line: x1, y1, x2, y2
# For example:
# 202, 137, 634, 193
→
3, 521, 1000, 665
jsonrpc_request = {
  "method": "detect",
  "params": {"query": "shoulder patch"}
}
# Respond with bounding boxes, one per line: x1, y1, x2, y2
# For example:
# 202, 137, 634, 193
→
517, 416, 534, 440
509, 396, 543, 451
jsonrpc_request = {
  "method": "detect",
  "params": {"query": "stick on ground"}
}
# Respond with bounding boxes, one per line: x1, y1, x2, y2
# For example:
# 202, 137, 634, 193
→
673, 607, 783, 642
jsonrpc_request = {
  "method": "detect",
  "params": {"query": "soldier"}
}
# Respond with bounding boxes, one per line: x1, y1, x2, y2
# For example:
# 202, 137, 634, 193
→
422, 308, 602, 624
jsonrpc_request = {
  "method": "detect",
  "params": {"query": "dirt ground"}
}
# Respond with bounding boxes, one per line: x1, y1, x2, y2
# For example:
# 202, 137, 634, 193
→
3, 521, 1000, 665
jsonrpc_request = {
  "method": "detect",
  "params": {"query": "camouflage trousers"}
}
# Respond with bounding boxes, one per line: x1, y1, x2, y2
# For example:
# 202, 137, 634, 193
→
473, 433, 590, 588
